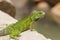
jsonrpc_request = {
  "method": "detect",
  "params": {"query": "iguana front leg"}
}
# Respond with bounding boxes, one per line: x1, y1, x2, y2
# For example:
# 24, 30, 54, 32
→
30, 21, 35, 31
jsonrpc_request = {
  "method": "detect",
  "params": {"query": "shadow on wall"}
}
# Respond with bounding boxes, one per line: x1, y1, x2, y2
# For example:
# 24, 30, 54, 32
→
0, 1, 16, 18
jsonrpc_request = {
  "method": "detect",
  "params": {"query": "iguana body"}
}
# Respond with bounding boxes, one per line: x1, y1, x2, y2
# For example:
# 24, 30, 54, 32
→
0, 10, 45, 38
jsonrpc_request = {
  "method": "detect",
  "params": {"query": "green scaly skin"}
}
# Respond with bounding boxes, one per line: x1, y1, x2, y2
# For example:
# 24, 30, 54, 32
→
0, 10, 45, 38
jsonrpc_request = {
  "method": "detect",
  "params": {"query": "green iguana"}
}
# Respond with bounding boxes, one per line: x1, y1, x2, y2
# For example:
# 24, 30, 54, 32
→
0, 10, 45, 39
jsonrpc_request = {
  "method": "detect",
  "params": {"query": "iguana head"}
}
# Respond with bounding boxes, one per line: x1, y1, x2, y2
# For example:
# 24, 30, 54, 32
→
31, 10, 45, 21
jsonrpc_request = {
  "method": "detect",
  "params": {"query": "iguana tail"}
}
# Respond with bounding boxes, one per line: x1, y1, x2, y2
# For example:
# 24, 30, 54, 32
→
0, 29, 10, 36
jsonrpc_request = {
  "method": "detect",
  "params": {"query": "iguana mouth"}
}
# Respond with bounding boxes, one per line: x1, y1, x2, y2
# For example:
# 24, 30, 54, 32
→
35, 18, 39, 21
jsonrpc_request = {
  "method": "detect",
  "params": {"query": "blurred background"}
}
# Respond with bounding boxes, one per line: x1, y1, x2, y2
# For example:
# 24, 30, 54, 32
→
0, 0, 60, 40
